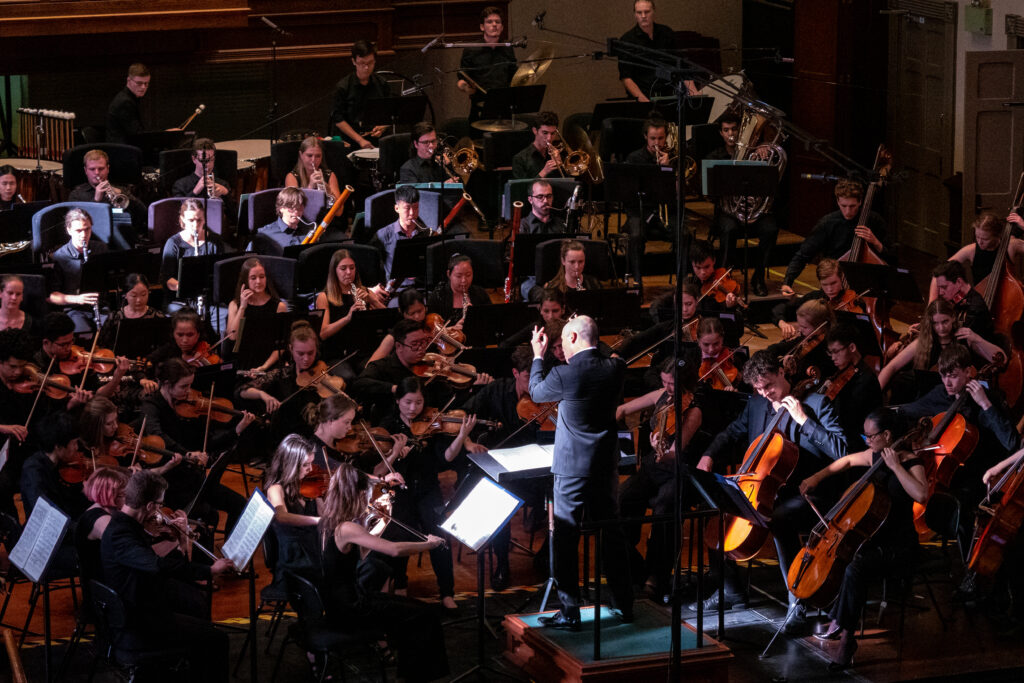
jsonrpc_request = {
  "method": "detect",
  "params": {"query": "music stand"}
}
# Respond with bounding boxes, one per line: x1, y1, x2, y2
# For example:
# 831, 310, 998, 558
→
390, 234, 445, 283
329, 308, 401, 354
472, 85, 546, 132
0, 201, 50, 241
461, 303, 535, 347
510, 232, 586, 281
590, 101, 668, 132
177, 253, 229, 324
128, 130, 190, 167
361, 96, 428, 137
839, 262, 923, 304
80, 248, 161, 307
110, 316, 172, 361
234, 309, 324, 369
564, 288, 643, 333
703, 161, 778, 299
833, 311, 883, 358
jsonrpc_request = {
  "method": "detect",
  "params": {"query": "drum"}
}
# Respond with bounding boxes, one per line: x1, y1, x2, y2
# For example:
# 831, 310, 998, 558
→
700, 73, 751, 125
347, 148, 380, 171
218, 139, 271, 195
4, 158, 62, 202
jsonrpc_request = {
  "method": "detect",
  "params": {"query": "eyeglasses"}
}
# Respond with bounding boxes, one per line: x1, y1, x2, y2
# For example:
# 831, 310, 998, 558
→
416, 138, 437, 146
861, 431, 882, 444
530, 194, 553, 200
399, 339, 430, 350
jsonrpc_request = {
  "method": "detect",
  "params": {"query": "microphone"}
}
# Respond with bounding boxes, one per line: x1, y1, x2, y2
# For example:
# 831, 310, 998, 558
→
195, 104, 206, 115
261, 16, 292, 36
512, 36, 528, 48
775, 52, 795, 64
800, 173, 844, 182
532, 10, 547, 27
421, 35, 442, 53
566, 183, 581, 211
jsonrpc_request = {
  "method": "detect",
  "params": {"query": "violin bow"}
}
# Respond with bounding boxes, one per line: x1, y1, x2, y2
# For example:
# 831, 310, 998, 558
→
23, 356, 56, 429
201, 382, 215, 458
781, 320, 830, 363
79, 330, 102, 390
366, 501, 446, 548
695, 268, 734, 306
698, 334, 753, 383
360, 420, 402, 481
130, 416, 147, 469
493, 397, 556, 449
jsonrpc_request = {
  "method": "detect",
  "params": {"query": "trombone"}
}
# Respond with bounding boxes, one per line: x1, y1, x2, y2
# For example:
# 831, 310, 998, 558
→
436, 137, 480, 184
548, 126, 596, 180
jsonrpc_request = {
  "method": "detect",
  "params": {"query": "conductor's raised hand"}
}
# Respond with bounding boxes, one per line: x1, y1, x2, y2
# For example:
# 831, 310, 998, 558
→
531, 326, 548, 359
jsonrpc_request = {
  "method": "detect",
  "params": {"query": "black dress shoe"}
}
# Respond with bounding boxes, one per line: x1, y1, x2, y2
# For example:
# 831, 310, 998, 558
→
538, 611, 581, 631
751, 279, 768, 297
687, 591, 747, 612
828, 630, 857, 671
490, 564, 510, 591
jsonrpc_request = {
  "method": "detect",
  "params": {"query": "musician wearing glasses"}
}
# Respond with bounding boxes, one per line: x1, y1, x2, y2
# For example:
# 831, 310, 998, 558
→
399, 123, 451, 185
457, 6, 518, 122
106, 63, 150, 145
521, 180, 566, 235
171, 138, 230, 200
328, 40, 390, 150
513, 111, 562, 179
249, 187, 309, 253
0, 165, 18, 210
618, 1, 696, 101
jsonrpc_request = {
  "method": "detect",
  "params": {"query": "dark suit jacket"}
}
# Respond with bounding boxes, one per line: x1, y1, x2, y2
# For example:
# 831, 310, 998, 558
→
529, 347, 625, 477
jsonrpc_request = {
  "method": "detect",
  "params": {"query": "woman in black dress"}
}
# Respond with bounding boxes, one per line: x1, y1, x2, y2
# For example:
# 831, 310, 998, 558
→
226, 256, 287, 343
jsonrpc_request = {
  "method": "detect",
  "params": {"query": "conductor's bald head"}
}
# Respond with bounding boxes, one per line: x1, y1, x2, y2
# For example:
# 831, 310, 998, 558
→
562, 315, 598, 360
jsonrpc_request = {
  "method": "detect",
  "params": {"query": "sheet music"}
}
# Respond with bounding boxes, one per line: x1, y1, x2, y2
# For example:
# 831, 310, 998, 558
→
487, 444, 555, 473
441, 478, 522, 552
0, 438, 8, 473
9, 496, 70, 584
221, 488, 275, 570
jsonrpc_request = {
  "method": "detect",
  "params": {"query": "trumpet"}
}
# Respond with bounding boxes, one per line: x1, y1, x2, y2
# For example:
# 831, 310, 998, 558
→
104, 185, 130, 210
310, 165, 335, 207
205, 171, 217, 199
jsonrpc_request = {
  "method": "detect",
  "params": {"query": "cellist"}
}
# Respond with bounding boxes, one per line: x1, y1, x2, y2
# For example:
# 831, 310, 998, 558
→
695, 351, 847, 631
929, 211, 1024, 302
798, 409, 927, 670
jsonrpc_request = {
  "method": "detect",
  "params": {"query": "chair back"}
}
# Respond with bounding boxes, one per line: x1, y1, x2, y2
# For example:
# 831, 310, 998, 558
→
248, 188, 325, 235
284, 571, 326, 622
212, 254, 296, 307
482, 129, 533, 170
158, 148, 239, 194
148, 198, 224, 244
535, 237, 617, 284
364, 189, 442, 233
599, 118, 645, 164
62, 144, 143, 190
89, 579, 128, 638
295, 243, 383, 296
31, 202, 114, 260
378, 133, 412, 187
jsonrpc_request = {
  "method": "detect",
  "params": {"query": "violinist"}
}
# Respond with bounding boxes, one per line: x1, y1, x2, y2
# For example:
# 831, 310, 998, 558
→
76, 466, 129, 590
931, 260, 995, 342
305, 393, 409, 472
147, 308, 218, 370
980, 447, 1024, 630
426, 253, 491, 324
315, 248, 385, 368
45, 208, 105, 334
366, 289, 427, 364
78, 397, 167, 473
366, 376, 479, 611
95, 273, 165, 353
0, 275, 30, 332
531, 239, 602, 302
618, 356, 702, 601
35, 312, 126, 400
798, 409, 927, 670
100, 470, 233, 683
781, 179, 893, 297
160, 199, 225, 305
766, 299, 836, 381
226, 256, 288, 344
822, 324, 883, 448
695, 318, 743, 393
932, 211, 1024, 301
318, 463, 449, 682
773, 259, 860, 340
696, 351, 846, 628
688, 240, 742, 312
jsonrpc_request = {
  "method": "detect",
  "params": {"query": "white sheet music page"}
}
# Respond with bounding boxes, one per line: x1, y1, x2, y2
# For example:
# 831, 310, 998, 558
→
221, 488, 275, 570
487, 443, 555, 473
441, 477, 522, 551
10, 496, 70, 584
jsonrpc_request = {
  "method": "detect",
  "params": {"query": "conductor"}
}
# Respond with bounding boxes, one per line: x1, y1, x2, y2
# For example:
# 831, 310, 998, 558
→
529, 315, 633, 629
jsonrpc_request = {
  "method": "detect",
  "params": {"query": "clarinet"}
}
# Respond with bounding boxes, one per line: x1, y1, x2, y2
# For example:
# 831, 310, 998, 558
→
576, 276, 585, 292
83, 247, 102, 329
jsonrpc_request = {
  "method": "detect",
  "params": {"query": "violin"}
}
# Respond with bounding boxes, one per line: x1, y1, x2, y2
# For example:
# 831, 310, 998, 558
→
411, 352, 480, 386
516, 396, 558, 431
299, 464, 330, 500
60, 345, 148, 376
365, 489, 447, 548
651, 392, 694, 463
184, 341, 221, 367
295, 360, 347, 399
425, 313, 467, 356
335, 426, 418, 455
830, 289, 865, 315
58, 449, 120, 485
699, 268, 747, 309
820, 364, 858, 402
780, 321, 829, 378
144, 507, 213, 560
113, 423, 181, 466
174, 389, 264, 425
11, 364, 73, 400
409, 408, 501, 438
699, 349, 740, 391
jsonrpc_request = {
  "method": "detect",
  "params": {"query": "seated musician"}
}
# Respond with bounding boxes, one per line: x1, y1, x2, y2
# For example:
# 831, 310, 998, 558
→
147, 309, 218, 369
0, 165, 18, 210
619, 356, 702, 600
318, 462, 449, 681
366, 376, 478, 610
96, 273, 164, 351
399, 123, 452, 185
772, 259, 860, 339
799, 408, 927, 670
530, 239, 601, 302
695, 317, 745, 393
931, 211, 1024, 302
622, 117, 673, 283
328, 39, 390, 150
226, 256, 288, 344
879, 299, 1002, 396
520, 179, 566, 235
101, 470, 234, 682
512, 111, 562, 179
780, 179, 892, 296
931, 259, 994, 341
618, 1, 693, 100
502, 288, 566, 348
315, 248, 386, 364
366, 289, 427, 364
688, 239, 741, 312
286, 136, 342, 206
765, 299, 836, 381
426, 253, 491, 323
171, 138, 230, 200
980, 447, 1024, 625
457, 6, 518, 122
105, 63, 150, 145
0, 275, 31, 332
35, 311, 127, 400
79, 397, 157, 468
67, 149, 144, 243
19, 411, 90, 521
823, 323, 883, 448
160, 199, 225, 307
306, 393, 409, 473
46, 208, 105, 335
696, 350, 847, 629
250, 187, 308, 253
705, 116, 778, 297
76, 466, 129, 588
370, 185, 427, 281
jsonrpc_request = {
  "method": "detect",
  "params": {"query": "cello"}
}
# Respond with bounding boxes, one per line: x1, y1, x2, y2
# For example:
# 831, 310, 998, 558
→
966, 450, 1024, 577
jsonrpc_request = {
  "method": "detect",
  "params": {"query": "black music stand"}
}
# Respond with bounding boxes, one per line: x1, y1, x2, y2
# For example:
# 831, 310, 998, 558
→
461, 303, 535, 347
80, 248, 161, 309
604, 163, 677, 279
110, 316, 171, 360
234, 309, 324, 369
590, 101, 668, 132
0, 201, 49, 241
330, 308, 401, 354
390, 234, 445, 284
839, 262, 923, 304
510, 232, 586, 281
361, 96, 428, 137
564, 288, 643, 334
473, 85, 546, 131
177, 253, 228, 327
128, 130, 191, 168
703, 161, 778, 299
833, 311, 883, 358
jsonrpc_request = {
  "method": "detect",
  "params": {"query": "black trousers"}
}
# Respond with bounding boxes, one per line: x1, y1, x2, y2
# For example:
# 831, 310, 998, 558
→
375, 485, 455, 598
829, 544, 916, 631
552, 472, 632, 614
712, 211, 778, 279
619, 456, 677, 591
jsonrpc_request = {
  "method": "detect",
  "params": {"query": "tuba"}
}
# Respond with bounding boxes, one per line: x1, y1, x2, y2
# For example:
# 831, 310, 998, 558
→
718, 103, 787, 223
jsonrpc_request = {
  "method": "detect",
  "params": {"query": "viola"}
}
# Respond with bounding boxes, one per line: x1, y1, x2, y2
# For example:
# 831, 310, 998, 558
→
411, 352, 480, 386
651, 392, 694, 463
58, 449, 120, 485
174, 389, 264, 425
11, 364, 73, 400
409, 408, 501, 438
295, 360, 347, 399
183, 341, 221, 367
425, 313, 466, 356
299, 464, 330, 500
967, 451, 1024, 577
516, 396, 558, 431
699, 268, 747, 309
699, 349, 739, 391
113, 423, 180, 466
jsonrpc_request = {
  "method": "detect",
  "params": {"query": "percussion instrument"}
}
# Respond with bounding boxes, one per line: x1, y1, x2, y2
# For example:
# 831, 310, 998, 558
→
347, 148, 380, 171
5, 158, 63, 203
218, 139, 271, 195
510, 45, 555, 87
17, 108, 75, 162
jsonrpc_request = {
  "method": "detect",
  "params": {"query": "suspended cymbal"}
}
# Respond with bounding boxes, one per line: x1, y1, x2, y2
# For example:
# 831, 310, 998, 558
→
470, 119, 529, 132
511, 45, 555, 87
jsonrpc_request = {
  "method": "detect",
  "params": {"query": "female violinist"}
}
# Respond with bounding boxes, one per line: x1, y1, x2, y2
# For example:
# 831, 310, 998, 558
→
160, 199, 225, 308
532, 239, 601, 301
305, 393, 409, 472
696, 318, 742, 392
76, 465, 129, 587
368, 376, 478, 611
689, 240, 742, 313
285, 136, 343, 206
315, 248, 384, 367
426, 253, 491, 324
318, 463, 449, 682
618, 356, 702, 600
366, 289, 427, 364
798, 409, 927, 670
96, 273, 165, 352
766, 299, 836, 381
0, 274, 31, 332
226, 257, 288, 343
147, 308, 219, 370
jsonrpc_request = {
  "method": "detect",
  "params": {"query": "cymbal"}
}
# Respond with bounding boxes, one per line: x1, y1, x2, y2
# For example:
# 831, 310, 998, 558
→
511, 45, 555, 87
470, 119, 529, 132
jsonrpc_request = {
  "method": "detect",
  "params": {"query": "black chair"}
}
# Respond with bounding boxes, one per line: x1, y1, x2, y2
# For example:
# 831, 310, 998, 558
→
482, 129, 534, 170
31, 202, 116, 262
294, 242, 384, 298
212, 254, 296, 309
61, 143, 144, 191
378, 132, 412, 188
158, 147, 239, 195
425, 239, 505, 289
535, 237, 617, 284
87, 579, 190, 682
599, 117, 645, 164
272, 571, 386, 683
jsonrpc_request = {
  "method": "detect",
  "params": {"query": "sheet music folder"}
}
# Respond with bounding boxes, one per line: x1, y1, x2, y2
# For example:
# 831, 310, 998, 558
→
688, 468, 770, 527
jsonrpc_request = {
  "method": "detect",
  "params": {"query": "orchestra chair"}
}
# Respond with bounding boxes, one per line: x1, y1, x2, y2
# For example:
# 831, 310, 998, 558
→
212, 254, 296, 312
377, 132, 412, 188
501, 177, 577, 221
59, 507, 114, 678
273, 572, 387, 683
31, 202, 115, 261
148, 197, 225, 243
157, 147, 238, 195
14, 273, 49, 337
87, 579, 190, 681
294, 242, 384, 300
690, 123, 723, 162
482, 129, 533, 171
247, 188, 326, 236
598, 118, 645, 164
425, 239, 505, 290
269, 140, 349, 188
234, 530, 292, 675
534, 237, 618, 285
61, 143, 143, 191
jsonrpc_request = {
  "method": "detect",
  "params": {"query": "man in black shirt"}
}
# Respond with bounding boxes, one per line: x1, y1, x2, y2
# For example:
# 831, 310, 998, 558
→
398, 122, 450, 185
106, 63, 149, 145
781, 179, 891, 296
46, 208, 106, 334
457, 6, 518, 122
512, 111, 561, 179
67, 148, 144, 243
328, 40, 391, 150
617, 1, 695, 101
171, 138, 231, 200
622, 117, 674, 283
932, 260, 994, 342
19, 412, 90, 521
822, 324, 883, 449
520, 180, 566, 235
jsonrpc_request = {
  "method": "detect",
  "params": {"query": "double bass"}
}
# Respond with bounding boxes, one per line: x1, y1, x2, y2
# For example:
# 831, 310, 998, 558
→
966, 450, 1024, 577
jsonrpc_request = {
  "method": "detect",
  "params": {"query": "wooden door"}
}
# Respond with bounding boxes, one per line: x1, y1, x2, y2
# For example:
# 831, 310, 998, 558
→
886, 0, 957, 258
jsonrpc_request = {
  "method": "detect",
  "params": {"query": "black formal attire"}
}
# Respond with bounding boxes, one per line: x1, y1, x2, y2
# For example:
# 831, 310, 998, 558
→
0, 382, 58, 518
239, 363, 318, 446
327, 73, 390, 145
49, 238, 109, 333
529, 347, 632, 617
106, 88, 144, 145
66, 183, 144, 245
426, 283, 490, 322
96, 307, 164, 351
952, 288, 995, 342
970, 245, 998, 284
782, 209, 891, 288
617, 23, 677, 99
398, 157, 446, 185
459, 44, 516, 122
351, 354, 455, 424
370, 221, 419, 281
101, 511, 228, 682
19, 451, 90, 520
75, 506, 109, 593
159, 232, 224, 292
512, 145, 549, 180
622, 145, 674, 283
827, 361, 883, 450
268, 495, 320, 591
520, 211, 565, 236
171, 172, 229, 199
